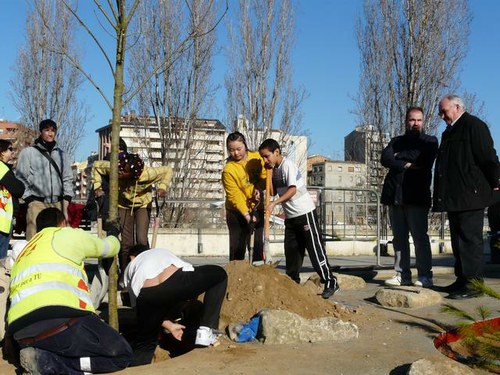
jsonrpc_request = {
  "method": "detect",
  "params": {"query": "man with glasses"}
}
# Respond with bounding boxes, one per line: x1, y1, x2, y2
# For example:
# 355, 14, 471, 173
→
434, 94, 500, 299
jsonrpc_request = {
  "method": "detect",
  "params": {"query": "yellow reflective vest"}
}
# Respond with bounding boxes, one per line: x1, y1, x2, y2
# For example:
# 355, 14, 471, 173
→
0, 162, 13, 234
8, 227, 120, 325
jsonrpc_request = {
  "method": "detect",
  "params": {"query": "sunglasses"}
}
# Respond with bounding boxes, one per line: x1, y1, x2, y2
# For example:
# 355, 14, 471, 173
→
7, 147, 13, 151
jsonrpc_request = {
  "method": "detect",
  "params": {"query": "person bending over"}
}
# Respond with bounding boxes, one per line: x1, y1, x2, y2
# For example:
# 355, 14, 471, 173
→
124, 244, 227, 366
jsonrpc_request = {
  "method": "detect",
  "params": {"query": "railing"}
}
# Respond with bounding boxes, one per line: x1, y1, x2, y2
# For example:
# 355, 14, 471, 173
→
157, 199, 226, 254
78, 194, 492, 265
309, 186, 384, 266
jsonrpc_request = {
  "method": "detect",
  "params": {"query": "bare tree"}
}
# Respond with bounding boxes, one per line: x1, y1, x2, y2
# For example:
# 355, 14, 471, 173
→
354, 0, 471, 138
224, 0, 306, 150
9, 0, 88, 158
128, 0, 219, 226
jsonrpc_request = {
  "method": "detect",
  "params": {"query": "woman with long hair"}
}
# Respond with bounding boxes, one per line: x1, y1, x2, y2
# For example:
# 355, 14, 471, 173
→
0, 140, 24, 258
222, 132, 266, 262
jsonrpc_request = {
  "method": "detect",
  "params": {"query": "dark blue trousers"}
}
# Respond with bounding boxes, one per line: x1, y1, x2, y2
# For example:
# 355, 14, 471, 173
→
20, 314, 133, 374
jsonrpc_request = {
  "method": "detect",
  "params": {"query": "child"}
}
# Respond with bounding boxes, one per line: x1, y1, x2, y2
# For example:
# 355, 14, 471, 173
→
258, 139, 338, 299
222, 132, 266, 262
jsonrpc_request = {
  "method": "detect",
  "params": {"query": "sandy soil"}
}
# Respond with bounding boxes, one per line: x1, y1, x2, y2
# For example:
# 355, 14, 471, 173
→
1, 261, 498, 374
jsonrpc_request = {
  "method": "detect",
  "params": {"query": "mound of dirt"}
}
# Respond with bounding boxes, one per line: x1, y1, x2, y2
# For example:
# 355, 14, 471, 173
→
219, 261, 350, 329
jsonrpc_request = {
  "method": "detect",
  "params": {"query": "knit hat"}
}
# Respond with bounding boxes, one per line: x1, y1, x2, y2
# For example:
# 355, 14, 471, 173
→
119, 137, 128, 153
118, 153, 144, 180
39, 119, 57, 132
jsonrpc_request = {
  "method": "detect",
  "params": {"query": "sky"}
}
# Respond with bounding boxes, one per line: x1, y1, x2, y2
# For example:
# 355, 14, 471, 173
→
0, 0, 499, 162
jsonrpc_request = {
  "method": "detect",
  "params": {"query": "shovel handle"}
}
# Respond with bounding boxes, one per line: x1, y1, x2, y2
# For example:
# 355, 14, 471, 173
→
264, 169, 272, 236
264, 168, 272, 261
151, 217, 160, 248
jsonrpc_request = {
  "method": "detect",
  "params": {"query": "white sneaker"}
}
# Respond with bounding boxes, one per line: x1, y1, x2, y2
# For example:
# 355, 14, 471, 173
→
414, 277, 433, 288
384, 274, 412, 286
195, 326, 219, 347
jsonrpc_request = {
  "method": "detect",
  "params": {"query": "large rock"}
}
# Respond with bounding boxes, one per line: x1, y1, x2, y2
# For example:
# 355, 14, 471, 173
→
305, 273, 366, 291
407, 358, 476, 375
375, 286, 442, 308
260, 309, 358, 345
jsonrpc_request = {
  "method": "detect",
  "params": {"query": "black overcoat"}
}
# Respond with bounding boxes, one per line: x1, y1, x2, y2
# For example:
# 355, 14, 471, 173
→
433, 112, 500, 212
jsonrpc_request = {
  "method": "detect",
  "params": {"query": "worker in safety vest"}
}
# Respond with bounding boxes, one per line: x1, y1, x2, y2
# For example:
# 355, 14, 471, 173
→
7, 207, 133, 374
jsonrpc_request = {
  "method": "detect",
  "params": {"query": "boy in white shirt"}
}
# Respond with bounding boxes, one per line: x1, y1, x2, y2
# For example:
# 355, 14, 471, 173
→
259, 139, 338, 299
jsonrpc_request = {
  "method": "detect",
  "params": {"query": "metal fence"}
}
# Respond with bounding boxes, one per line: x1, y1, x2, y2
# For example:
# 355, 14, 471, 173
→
147, 192, 491, 267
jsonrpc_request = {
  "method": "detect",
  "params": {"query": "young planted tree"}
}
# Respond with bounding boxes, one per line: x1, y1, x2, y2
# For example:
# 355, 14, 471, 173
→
224, 0, 306, 151
9, 0, 88, 158
441, 281, 500, 372
31, 0, 226, 328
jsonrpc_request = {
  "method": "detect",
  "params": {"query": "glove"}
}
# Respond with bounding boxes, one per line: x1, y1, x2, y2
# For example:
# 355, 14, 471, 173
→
105, 221, 121, 238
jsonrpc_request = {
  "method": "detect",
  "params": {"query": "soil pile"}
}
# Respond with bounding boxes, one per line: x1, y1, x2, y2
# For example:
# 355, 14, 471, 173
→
219, 261, 350, 329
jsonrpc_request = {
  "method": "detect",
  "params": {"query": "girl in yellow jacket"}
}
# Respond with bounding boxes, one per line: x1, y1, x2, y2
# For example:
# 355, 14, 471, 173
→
222, 132, 266, 261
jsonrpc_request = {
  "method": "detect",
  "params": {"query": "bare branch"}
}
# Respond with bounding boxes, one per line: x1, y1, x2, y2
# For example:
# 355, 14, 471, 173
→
224, 0, 304, 150
61, 0, 115, 74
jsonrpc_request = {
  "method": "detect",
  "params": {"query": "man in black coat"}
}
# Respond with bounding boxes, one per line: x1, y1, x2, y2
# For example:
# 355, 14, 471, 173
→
381, 107, 438, 287
434, 94, 500, 299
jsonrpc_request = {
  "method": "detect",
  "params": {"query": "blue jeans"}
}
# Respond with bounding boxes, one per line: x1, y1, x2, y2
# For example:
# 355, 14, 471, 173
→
0, 226, 12, 259
389, 205, 432, 280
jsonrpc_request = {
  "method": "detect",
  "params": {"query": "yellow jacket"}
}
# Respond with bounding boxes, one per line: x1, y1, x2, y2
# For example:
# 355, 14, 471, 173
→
92, 160, 172, 209
0, 163, 13, 233
8, 227, 120, 325
222, 151, 266, 215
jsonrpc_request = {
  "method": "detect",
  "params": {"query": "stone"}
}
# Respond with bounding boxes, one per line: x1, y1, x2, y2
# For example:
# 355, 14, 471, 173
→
305, 273, 366, 291
375, 287, 442, 308
407, 358, 476, 375
335, 273, 367, 289
260, 309, 358, 345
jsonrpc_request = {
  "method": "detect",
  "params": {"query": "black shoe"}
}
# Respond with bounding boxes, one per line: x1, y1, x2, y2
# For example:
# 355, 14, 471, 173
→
441, 279, 465, 293
447, 287, 483, 300
321, 279, 339, 299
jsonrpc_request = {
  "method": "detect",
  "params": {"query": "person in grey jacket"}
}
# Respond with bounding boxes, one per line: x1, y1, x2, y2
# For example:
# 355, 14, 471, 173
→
15, 119, 74, 240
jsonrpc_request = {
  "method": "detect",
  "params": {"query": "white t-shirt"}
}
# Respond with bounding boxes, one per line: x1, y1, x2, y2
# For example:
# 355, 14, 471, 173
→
124, 248, 194, 307
273, 158, 316, 218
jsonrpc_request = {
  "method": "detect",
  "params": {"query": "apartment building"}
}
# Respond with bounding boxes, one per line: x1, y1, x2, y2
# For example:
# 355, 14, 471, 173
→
95, 115, 226, 202
0, 119, 36, 164
344, 125, 390, 192
308, 158, 370, 225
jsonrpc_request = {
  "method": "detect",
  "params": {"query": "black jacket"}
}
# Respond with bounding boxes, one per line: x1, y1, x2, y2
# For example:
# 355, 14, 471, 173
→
433, 112, 500, 212
380, 131, 438, 207
0, 161, 25, 215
